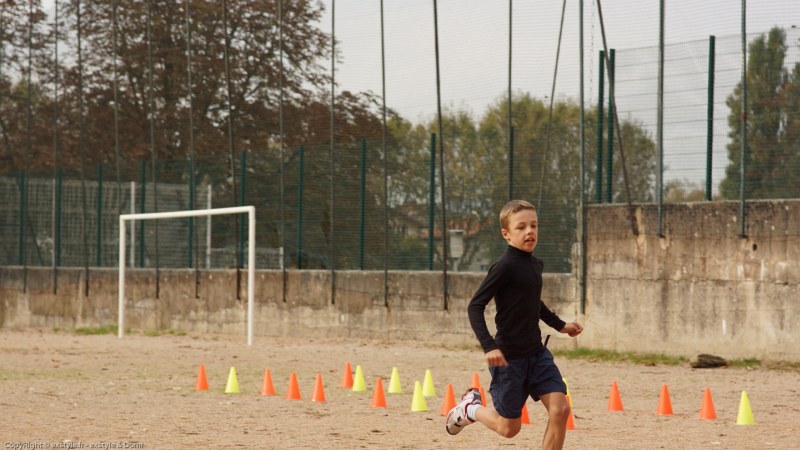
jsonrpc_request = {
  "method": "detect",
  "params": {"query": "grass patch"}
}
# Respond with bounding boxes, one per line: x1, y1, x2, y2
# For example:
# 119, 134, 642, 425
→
143, 329, 187, 337
555, 347, 687, 366
73, 325, 118, 335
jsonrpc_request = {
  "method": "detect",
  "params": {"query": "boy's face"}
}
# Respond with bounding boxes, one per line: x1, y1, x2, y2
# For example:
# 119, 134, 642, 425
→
501, 208, 538, 253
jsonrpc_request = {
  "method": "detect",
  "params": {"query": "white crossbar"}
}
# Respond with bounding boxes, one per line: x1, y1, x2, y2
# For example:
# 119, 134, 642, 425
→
118, 206, 256, 345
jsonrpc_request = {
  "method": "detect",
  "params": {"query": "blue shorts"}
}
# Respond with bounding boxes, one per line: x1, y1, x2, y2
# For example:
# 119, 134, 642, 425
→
488, 348, 566, 419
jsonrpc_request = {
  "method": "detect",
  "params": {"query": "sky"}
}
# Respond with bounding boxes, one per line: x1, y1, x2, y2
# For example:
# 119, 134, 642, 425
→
318, 0, 800, 192
35, 0, 800, 193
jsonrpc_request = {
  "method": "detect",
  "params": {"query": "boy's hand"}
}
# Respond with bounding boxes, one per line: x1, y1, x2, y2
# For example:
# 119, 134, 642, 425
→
560, 322, 583, 337
485, 349, 508, 367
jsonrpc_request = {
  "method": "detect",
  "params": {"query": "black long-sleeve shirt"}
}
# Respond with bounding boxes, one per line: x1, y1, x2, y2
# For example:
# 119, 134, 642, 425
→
467, 245, 566, 359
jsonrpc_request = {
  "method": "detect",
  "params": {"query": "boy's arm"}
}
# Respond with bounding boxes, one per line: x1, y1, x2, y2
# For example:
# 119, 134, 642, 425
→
467, 263, 506, 353
539, 302, 567, 332
541, 302, 584, 337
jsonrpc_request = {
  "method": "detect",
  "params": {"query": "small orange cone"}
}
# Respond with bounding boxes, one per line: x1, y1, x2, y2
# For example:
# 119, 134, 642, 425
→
657, 384, 673, 415
341, 362, 353, 388
566, 395, 576, 430
439, 383, 456, 415
260, 369, 276, 396
371, 377, 387, 408
286, 372, 302, 400
699, 387, 717, 420
471, 372, 481, 389
478, 386, 487, 406
521, 402, 531, 424
311, 373, 326, 402
607, 380, 624, 411
195, 364, 209, 391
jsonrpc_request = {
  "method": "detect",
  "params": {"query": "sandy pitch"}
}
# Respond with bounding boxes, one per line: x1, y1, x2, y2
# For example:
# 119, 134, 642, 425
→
1, 329, 798, 449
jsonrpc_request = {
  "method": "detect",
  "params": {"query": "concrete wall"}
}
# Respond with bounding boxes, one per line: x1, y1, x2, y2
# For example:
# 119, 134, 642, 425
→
2, 200, 798, 360
0, 267, 577, 349
582, 200, 800, 360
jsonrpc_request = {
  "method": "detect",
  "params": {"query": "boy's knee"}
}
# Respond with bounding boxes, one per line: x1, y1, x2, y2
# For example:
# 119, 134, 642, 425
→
496, 422, 521, 438
550, 402, 571, 423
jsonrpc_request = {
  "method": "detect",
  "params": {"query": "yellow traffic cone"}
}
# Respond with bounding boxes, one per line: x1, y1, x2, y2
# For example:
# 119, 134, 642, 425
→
224, 367, 240, 394
736, 391, 756, 425
388, 367, 403, 394
422, 369, 436, 397
352, 365, 367, 392
411, 381, 428, 412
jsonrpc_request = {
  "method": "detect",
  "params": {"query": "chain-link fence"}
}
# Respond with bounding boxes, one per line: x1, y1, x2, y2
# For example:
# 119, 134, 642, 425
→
1, 1, 798, 275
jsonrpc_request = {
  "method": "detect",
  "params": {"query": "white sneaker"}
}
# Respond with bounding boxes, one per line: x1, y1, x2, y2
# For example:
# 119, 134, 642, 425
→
445, 388, 482, 435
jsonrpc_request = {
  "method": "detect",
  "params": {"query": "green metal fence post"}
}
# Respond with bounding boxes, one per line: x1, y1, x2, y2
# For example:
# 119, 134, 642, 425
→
96, 163, 103, 266
706, 35, 716, 201
18, 171, 26, 265
296, 145, 305, 269
606, 49, 615, 204
188, 155, 195, 267
139, 160, 146, 268
508, 126, 515, 201
239, 150, 247, 268
359, 139, 367, 270
55, 168, 63, 266
596, 50, 605, 204
428, 133, 436, 271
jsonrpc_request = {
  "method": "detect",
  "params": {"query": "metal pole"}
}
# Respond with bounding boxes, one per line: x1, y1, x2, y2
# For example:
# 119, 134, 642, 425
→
77, 0, 90, 295
112, 0, 121, 267
596, 51, 604, 204
428, 133, 436, 271
359, 139, 367, 270
605, 49, 615, 204
146, 0, 159, 297
578, 0, 587, 314
296, 145, 305, 271
96, 163, 103, 266
330, 0, 337, 304
380, 0, 389, 307
278, 0, 286, 299
433, 0, 449, 310
656, 0, 665, 237
508, 0, 513, 201
739, 0, 747, 238
52, 0, 61, 293
706, 36, 716, 202
222, 0, 240, 296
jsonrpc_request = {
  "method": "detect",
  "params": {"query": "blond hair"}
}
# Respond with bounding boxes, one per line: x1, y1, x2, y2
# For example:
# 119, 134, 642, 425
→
499, 199, 537, 230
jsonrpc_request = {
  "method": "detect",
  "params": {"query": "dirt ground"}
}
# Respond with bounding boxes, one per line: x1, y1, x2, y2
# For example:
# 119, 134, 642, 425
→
1, 329, 798, 450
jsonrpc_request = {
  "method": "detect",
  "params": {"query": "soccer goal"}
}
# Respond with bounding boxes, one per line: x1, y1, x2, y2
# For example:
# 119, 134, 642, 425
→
118, 206, 256, 345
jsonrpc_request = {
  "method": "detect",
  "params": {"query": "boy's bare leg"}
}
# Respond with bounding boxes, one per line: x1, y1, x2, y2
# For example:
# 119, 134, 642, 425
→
474, 405, 522, 438
539, 392, 570, 450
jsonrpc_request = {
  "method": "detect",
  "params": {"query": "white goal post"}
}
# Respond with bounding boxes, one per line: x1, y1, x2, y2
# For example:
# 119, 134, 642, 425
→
118, 206, 256, 345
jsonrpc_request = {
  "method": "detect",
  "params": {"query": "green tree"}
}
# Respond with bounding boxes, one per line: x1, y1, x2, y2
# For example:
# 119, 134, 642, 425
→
383, 94, 658, 272
721, 27, 800, 199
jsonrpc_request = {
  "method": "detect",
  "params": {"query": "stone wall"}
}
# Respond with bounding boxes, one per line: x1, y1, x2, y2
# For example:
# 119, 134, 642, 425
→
581, 200, 800, 360
2, 200, 798, 360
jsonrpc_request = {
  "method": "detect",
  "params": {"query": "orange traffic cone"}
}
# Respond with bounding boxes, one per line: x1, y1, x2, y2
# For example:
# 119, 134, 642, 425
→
478, 386, 487, 406
286, 372, 302, 400
260, 368, 276, 396
566, 395, 576, 430
607, 380, 624, 411
699, 387, 717, 420
195, 364, 209, 391
521, 402, 531, 424
657, 384, 673, 415
439, 383, 456, 416
341, 362, 353, 388
371, 377, 387, 408
311, 373, 326, 402
471, 372, 481, 389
